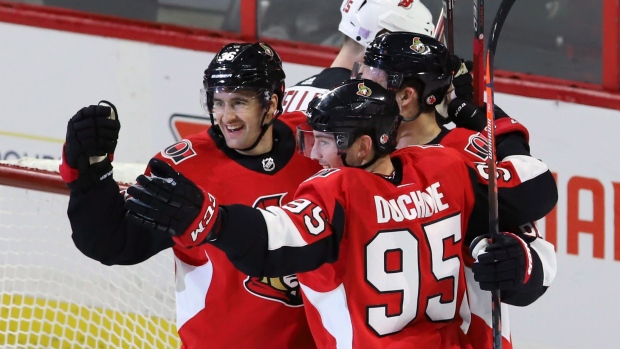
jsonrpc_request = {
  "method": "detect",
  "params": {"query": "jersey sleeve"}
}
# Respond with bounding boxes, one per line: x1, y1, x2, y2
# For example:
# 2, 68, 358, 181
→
464, 155, 558, 244
211, 170, 345, 277
69, 159, 174, 266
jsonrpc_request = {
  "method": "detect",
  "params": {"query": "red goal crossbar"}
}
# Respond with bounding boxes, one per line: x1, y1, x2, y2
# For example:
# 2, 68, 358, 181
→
0, 162, 131, 194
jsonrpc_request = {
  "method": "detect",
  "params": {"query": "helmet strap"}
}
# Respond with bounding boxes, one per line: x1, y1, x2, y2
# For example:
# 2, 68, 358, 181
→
401, 107, 423, 123
236, 108, 280, 152
341, 150, 380, 170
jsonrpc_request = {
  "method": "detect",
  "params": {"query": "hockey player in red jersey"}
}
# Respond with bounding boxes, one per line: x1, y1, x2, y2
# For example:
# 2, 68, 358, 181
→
124, 79, 558, 349
60, 42, 321, 348
281, 0, 435, 113
353, 31, 559, 348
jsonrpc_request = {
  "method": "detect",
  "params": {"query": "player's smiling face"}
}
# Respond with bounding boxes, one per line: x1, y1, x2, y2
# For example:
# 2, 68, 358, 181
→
212, 89, 273, 154
310, 131, 344, 168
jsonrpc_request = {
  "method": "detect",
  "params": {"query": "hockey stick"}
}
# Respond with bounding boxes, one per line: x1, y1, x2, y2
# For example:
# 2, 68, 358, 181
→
434, 0, 454, 53
434, 6, 445, 43
473, 0, 485, 106
446, 0, 454, 53
485, 0, 516, 348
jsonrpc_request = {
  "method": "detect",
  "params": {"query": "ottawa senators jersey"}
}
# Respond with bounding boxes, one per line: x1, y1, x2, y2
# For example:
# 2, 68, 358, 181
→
155, 114, 321, 349
210, 145, 557, 349
68, 113, 322, 349
431, 126, 557, 349
282, 68, 352, 113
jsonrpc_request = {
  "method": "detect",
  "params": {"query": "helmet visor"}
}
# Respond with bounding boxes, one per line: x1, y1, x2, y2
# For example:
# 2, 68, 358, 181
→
200, 86, 266, 115
296, 123, 349, 159
351, 62, 403, 91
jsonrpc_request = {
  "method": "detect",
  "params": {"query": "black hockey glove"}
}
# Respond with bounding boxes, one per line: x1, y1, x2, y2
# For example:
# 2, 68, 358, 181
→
437, 56, 474, 123
449, 56, 474, 102
125, 158, 221, 248
470, 232, 542, 295
61, 101, 120, 191
447, 98, 509, 132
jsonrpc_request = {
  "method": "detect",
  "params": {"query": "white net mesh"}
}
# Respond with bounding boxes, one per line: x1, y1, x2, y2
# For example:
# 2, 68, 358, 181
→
0, 158, 179, 348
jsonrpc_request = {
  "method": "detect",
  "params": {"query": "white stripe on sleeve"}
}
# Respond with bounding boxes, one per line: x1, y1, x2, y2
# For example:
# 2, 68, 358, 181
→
502, 155, 549, 182
300, 282, 353, 349
259, 206, 309, 250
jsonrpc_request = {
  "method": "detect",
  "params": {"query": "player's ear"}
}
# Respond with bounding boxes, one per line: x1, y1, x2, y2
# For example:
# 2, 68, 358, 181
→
358, 135, 373, 159
398, 87, 417, 108
265, 93, 278, 119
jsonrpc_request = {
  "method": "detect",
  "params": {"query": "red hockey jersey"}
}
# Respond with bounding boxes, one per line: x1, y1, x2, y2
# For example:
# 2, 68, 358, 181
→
435, 126, 557, 349
210, 145, 557, 348
158, 113, 321, 348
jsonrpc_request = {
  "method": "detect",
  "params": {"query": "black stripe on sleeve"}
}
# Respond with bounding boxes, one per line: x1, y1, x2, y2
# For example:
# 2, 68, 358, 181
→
212, 201, 346, 277
464, 166, 558, 245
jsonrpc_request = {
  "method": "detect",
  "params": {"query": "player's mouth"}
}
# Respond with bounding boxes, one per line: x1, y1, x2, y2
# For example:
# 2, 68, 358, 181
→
224, 124, 245, 135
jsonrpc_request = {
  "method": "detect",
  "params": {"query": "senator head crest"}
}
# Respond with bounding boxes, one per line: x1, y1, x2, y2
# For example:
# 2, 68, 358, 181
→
410, 37, 426, 53
259, 42, 274, 56
356, 82, 372, 97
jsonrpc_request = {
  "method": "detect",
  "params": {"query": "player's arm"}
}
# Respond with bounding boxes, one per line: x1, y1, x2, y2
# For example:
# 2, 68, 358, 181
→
124, 159, 342, 277
470, 224, 557, 306
61, 103, 173, 266
210, 192, 343, 277
464, 154, 557, 240
464, 158, 558, 306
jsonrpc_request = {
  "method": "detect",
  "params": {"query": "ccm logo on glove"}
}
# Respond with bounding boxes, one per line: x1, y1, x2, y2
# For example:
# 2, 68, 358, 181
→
191, 193, 217, 242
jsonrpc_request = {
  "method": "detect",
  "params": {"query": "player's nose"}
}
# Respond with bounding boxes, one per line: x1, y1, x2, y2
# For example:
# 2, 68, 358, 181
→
310, 143, 321, 161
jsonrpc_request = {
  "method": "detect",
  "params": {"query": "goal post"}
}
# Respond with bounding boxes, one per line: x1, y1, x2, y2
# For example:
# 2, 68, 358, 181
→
0, 158, 180, 349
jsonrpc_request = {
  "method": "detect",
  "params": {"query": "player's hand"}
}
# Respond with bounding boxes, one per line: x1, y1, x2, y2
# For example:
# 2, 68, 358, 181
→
470, 232, 533, 292
124, 158, 221, 248
449, 56, 474, 102
60, 101, 120, 191
446, 98, 510, 132
436, 55, 473, 121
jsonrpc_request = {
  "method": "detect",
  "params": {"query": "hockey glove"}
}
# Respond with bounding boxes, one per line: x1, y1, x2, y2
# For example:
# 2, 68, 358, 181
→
447, 98, 510, 132
470, 231, 537, 292
436, 56, 473, 121
450, 56, 474, 102
60, 101, 120, 191
124, 158, 221, 248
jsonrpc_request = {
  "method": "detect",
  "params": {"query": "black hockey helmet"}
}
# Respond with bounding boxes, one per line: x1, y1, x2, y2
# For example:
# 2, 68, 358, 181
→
202, 42, 286, 115
354, 31, 452, 108
303, 79, 401, 155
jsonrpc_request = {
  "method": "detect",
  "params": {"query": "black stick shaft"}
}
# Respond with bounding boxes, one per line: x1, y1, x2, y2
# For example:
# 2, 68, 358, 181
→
485, 0, 516, 348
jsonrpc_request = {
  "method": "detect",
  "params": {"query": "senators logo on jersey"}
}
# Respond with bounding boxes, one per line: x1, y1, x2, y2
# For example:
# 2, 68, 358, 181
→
245, 192, 303, 306
465, 133, 489, 160
244, 275, 303, 307
161, 140, 197, 164
252, 193, 287, 209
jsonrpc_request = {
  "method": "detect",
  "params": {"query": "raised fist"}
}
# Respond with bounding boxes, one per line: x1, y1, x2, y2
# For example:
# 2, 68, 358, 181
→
64, 101, 119, 168
436, 56, 473, 120
450, 57, 474, 102
60, 101, 120, 191
447, 98, 510, 132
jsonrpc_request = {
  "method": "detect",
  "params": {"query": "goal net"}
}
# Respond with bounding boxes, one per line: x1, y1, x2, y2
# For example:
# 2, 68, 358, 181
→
0, 158, 179, 349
